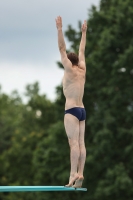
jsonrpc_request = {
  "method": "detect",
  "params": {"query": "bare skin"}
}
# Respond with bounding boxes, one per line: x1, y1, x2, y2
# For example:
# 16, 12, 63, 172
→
55, 16, 87, 188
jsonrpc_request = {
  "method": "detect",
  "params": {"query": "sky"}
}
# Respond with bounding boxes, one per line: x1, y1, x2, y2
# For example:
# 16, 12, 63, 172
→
0, 0, 100, 102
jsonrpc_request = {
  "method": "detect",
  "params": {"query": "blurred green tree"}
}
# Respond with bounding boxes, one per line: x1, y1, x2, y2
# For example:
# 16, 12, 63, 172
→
0, 83, 57, 200
63, 0, 133, 199
0, 88, 23, 153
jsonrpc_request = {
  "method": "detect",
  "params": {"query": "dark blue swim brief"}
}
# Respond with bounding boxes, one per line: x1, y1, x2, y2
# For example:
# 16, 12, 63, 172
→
65, 107, 86, 121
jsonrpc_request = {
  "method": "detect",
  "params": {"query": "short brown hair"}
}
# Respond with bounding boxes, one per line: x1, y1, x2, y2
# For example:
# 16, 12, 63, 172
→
67, 53, 79, 66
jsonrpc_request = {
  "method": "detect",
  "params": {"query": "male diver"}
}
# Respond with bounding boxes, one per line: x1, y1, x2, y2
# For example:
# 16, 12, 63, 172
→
55, 16, 87, 188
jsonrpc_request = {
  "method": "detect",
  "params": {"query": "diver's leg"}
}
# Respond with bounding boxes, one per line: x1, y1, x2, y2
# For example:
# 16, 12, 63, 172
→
64, 114, 80, 186
73, 120, 86, 188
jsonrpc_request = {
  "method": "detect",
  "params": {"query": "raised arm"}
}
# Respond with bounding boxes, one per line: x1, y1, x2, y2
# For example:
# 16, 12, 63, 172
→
55, 16, 71, 69
79, 20, 87, 64
55, 16, 66, 53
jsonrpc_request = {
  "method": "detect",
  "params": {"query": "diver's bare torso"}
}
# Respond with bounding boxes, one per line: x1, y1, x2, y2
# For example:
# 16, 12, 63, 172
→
63, 64, 86, 110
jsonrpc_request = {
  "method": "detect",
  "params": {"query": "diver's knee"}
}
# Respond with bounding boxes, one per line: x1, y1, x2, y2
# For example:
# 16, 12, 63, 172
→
69, 139, 79, 149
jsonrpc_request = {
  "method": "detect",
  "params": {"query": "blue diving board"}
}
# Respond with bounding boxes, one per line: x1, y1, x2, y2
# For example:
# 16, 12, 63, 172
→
0, 186, 87, 192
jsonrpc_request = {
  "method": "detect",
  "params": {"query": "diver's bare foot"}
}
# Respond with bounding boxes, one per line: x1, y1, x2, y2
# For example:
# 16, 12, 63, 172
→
72, 176, 84, 188
65, 173, 79, 187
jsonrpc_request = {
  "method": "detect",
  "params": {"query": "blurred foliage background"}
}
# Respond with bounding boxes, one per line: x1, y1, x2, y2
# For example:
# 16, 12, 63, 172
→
0, 0, 133, 199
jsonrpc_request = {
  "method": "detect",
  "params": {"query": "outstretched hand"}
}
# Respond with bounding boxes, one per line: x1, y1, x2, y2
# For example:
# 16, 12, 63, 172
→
55, 16, 62, 30
81, 20, 87, 32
